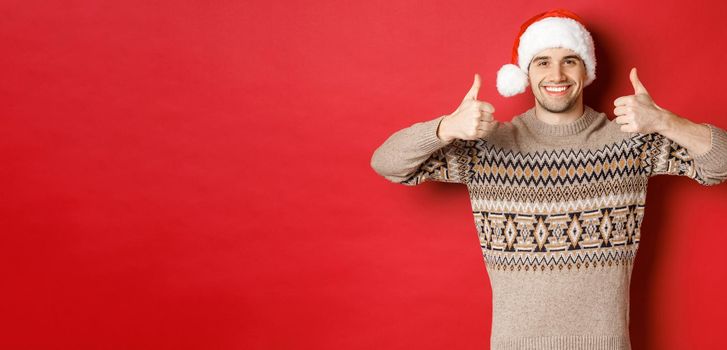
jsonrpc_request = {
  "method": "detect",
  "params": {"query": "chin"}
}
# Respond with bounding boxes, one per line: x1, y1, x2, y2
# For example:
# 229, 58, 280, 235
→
536, 98, 578, 113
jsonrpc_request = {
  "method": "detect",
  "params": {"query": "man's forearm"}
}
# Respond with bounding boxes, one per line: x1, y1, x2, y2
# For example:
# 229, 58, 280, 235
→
659, 111, 712, 156
370, 115, 449, 180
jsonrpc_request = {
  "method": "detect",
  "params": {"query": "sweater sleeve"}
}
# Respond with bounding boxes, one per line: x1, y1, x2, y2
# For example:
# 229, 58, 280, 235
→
370, 115, 470, 186
640, 123, 727, 186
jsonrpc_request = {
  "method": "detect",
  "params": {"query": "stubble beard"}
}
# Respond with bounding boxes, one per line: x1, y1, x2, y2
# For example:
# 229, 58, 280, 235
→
535, 90, 579, 114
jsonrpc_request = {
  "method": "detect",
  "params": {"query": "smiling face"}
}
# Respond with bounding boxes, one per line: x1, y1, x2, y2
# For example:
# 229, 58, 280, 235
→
528, 47, 588, 114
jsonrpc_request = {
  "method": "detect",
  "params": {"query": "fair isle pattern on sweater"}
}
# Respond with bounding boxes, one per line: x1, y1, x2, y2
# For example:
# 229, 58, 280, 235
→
370, 105, 727, 350
395, 112, 724, 273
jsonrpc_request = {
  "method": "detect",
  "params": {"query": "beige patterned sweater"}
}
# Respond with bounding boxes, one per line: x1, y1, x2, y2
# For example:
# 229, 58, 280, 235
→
370, 105, 727, 350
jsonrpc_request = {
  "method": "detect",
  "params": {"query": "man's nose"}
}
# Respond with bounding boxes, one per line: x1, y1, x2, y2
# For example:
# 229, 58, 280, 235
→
550, 65, 567, 82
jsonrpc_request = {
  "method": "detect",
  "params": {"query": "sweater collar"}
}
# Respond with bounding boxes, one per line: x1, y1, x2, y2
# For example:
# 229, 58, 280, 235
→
521, 105, 600, 137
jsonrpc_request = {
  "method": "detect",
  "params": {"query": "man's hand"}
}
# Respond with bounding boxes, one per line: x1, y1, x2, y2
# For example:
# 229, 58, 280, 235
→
613, 67, 674, 134
437, 73, 498, 143
613, 67, 713, 156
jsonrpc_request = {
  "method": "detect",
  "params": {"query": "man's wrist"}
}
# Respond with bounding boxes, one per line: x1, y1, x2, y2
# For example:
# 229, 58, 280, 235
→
658, 110, 681, 134
436, 115, 454, 143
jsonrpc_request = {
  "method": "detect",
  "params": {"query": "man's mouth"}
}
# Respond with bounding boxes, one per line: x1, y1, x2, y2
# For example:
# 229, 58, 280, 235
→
542, 85, 571, 96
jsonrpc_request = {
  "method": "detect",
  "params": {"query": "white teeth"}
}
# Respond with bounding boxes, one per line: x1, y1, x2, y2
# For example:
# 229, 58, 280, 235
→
545, 86, 568, 92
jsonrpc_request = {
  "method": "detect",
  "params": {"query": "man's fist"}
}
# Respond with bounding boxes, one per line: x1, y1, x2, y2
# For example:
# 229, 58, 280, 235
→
437, 73, 498, 143
613, 68, 671, 134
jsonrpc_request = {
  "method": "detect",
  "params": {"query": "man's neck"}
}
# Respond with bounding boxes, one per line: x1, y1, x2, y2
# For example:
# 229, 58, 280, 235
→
534, 99, 585, 125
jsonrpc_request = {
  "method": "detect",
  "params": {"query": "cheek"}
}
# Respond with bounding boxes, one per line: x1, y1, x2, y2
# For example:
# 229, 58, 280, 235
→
529, 78, 540, 93
527, 72, 540, 87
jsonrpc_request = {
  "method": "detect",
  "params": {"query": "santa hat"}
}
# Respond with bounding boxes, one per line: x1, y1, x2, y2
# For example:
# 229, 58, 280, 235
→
496, 9, 596, 97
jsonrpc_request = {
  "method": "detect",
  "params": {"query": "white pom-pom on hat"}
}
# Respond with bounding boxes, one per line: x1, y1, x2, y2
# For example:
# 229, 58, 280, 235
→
497, 9, 596, 98
496, 64, 529, 97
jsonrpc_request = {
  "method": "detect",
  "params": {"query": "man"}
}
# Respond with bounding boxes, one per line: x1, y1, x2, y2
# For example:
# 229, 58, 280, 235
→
370, 8, 727, 350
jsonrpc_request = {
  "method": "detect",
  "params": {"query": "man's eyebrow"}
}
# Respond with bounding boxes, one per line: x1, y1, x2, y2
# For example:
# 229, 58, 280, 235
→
532, 55, 582, 62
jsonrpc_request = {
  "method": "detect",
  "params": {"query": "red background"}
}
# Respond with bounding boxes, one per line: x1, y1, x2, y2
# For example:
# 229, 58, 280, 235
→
2, 1, 726, 349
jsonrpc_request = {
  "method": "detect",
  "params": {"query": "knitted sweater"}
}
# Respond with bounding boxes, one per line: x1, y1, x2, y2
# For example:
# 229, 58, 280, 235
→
370, 105, 727, 350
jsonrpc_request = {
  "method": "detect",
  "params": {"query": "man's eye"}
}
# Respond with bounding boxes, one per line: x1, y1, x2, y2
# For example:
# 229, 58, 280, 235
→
538, 61, 548, 66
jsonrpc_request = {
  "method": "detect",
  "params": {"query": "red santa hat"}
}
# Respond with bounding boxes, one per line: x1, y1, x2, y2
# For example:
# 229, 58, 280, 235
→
496, 9, 596, 97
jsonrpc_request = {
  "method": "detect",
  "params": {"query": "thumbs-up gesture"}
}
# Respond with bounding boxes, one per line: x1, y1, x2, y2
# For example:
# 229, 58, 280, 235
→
613, 68, 670, 134
437, 73, 498, 143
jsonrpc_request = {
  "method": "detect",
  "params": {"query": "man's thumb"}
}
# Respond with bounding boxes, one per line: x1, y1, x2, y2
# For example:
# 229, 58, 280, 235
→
630, 67, 649, 95
464, 73, 481, 100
